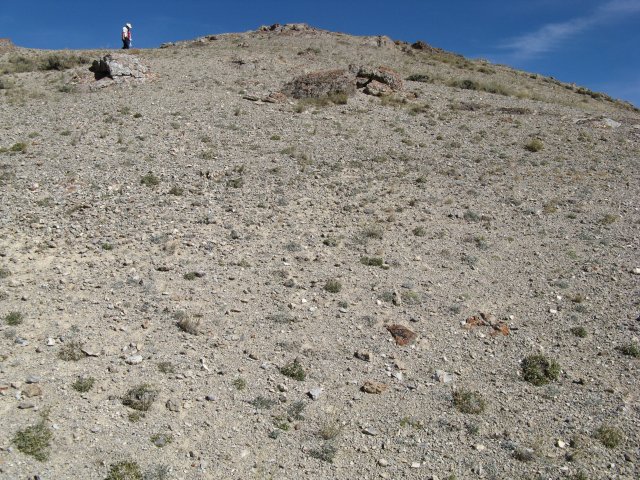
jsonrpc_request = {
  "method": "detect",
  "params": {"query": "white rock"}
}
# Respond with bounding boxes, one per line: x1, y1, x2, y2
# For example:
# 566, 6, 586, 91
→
125, 355, 143, 365
308, 387, 323, 400
378, 458, 389, 467
434, 370, 453, 383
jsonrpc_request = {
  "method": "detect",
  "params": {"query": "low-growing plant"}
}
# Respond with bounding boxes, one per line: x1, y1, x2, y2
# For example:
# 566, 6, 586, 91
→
72, 376, 95, 392
280, 358, 306, 381
233, 377, 247, 390
525, 138, 544, 152
102, 242, 113, 251
287, 400, 306, 420
360, 256, 384, 267
5, 311, 23, 326
0, 268, 11, 278
308, 443, 337, 463
140, 172, 160, 186
594, 425, 623, 448
250, 396, 277, 409
157, 361, 175, 374
183, 271, 197, 280
570, 326, 588, 338
412, 226, 426, 237
58, 340, 86, 361
319, 422, 342, 440
521, 354, 560, 385
105, 460, 143, 480
168, 185, 184, 196
324, 279, 342, 293
453, 389, 486, 414
177, 316, 200, 335
10, 142, 27, 153
150, 433, 173, 448
122, 384, 158, 411
616, 343, 640, 358
12, 414, 53, 462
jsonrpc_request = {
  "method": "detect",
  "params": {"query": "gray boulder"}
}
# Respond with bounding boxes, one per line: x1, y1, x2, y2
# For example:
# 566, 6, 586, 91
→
90, 53, 148, 80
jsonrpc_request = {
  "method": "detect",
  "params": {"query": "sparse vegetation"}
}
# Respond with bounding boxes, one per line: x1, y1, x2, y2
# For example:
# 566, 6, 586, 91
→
233, 377, 247, 390
280, 358, 306, 381
570, 326, 588, 338
58, 340, 86, 361
177, 315, 200, 335
525, 138, 544, 152
72, 376, 95, 392
453, 389, 486, 414
12, 414, 53, 462
594, 425, 623, 448
521, 354, 560, 385
250, 396, 277, 409
105, 461, 143, 480
308, 443, 338, 463
150, 433, 173, 448
157, 361, 175, 374
616, 343, 640, 358
360, 256, 384, 267
5, 311, 23, 325
140, 172, 160, 186
122, 384, 158, 411
324, 278, 342, 293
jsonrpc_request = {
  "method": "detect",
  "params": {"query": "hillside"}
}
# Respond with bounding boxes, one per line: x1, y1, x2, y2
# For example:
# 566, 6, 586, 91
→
0, 24, 639, 479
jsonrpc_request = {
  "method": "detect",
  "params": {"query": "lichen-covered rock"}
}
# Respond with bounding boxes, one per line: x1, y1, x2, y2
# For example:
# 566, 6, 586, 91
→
351, 65, 404, 92
282, 69, 356, 99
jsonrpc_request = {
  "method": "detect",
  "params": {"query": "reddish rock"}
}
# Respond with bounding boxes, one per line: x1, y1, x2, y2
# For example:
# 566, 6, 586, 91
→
386, 324, 417, 346
351, 65, 404, 93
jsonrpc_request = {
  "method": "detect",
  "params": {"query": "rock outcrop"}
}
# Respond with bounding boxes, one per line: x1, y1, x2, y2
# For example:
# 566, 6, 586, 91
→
282, 69, 356, 99
351, 65, 404, 96
89, 54, 148, 80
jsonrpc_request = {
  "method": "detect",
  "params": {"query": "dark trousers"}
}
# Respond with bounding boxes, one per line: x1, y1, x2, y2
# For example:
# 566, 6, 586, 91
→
122, 39, 131, 49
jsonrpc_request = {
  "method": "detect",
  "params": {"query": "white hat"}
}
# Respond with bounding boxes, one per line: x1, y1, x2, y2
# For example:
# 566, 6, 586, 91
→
126, 23, 132, 29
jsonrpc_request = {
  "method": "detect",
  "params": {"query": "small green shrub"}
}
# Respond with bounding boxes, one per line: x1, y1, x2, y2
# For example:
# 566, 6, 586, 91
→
594, 425, 623, 448
308, 443, 337, 463
521, 354, 560, 385
58, 340, 86, 361
0, 268, 11, 278
140, 172, 160, 186
525, 139, 544, 152
10, 142, 27, 153
5, 311, 23, 326
412, 226, 426, 237
72, 376, 95, 393
150, 433, 173, 448
616, 343, 640, 358
157, 361, 175, 374
250, 396, 277, 409
406, 74, 431, 83
183, 272, 197, 281
360, 256, 384, 267
280, 359, 306, 381
101, 243, 113, 251
122, 384, 158, 411
12, 416, 52, 462
570, 326, 588, 338
105, 461, 143, 480
233, 378, 247, 390
453, 389, 486, 414
168, 185, 184, 196
324, 279, 342, 293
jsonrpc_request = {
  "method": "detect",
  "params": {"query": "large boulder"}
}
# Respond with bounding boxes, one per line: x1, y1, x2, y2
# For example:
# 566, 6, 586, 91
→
89, 53, 148, 80
351, 65, 404, 93
282, 69, 356, 99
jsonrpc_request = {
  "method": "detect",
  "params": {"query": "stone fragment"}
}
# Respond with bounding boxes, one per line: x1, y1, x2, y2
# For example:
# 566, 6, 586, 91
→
434, 370, 453, 383
282, 69, 356, 99
361, 380, 388, 394
22, 384, 42, 397
308, 387, 323, 400
18, 402, 35, 409
125, 355, 143, 365
166, 399, 181, 412
386, 324, 417, 346
364, 80, 394, 97
354, 350, 372, 362
378, 458, 389, 467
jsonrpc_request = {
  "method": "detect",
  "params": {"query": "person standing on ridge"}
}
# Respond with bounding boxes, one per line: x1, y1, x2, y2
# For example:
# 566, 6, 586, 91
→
122, 23, 132, 49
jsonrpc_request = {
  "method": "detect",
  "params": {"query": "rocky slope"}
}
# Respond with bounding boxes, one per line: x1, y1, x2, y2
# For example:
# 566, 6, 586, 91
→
0, 24, 639, 480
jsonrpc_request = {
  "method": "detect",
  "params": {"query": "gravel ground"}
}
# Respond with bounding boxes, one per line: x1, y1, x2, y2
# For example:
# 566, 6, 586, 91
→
0, 25, 639, 480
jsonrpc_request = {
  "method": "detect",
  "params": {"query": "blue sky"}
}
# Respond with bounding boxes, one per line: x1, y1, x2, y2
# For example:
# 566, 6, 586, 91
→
1, 0, 639, 106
